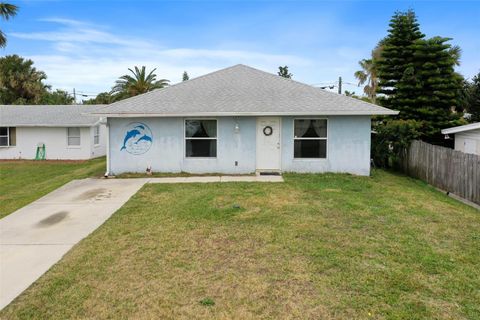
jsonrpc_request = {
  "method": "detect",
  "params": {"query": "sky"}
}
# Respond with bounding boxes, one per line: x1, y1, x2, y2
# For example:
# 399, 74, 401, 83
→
2, 0, 480, 100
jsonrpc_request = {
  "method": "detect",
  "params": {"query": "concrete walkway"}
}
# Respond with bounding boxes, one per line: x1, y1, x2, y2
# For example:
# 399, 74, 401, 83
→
148, 175, 284, 183
0, 175, 283, 309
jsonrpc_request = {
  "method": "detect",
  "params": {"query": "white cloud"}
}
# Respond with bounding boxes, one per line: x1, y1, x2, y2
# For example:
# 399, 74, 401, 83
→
12, 18, 152, 48
10, 18, 313, 95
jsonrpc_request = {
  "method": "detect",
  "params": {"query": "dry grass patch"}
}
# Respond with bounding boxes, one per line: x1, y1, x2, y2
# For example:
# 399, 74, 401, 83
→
1, 170, 479, 319
0, 157, 105, 218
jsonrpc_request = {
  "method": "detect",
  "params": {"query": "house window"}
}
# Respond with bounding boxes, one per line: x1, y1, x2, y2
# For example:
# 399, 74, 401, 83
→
67, 127, 81, 146
294, 119, 327, 158
93, 126, 100, 145
0, 127, 16, 147
185, 119, 217, 157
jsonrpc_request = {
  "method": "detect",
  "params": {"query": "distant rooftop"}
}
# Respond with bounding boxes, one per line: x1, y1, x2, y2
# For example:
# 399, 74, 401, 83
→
441, 122, 480, 135
0, 105, 105, 127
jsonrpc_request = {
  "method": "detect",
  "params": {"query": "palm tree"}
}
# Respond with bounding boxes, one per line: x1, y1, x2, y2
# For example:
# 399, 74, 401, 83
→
354, 46, 382, 103
0, 54, 48, 104
449, 45, 461, 66
0, 2, 19, 48
112, 66, 169, 98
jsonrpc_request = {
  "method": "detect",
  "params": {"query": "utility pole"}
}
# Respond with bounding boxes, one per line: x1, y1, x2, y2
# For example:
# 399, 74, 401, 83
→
338, 77, 342, 95
73, 88, 76, 104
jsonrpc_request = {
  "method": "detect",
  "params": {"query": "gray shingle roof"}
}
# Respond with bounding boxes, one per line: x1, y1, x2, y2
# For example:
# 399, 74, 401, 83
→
93, 64, 397, 117
0, 105, 105, 127
441, 122, 480, 134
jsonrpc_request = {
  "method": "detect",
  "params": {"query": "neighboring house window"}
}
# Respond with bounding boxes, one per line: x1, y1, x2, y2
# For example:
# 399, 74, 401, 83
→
294, 119, 327, 158
185, 119, 217, 157
67, 127, 81, 146
94, 126, 100, 145
0, 127, 16, 147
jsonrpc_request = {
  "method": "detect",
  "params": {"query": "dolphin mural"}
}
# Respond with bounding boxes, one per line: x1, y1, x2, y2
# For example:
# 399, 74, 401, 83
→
120, 129, 141, 151
135, 134, 153, 144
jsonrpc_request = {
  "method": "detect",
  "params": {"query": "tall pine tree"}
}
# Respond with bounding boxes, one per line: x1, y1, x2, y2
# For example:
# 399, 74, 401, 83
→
377, 10, 424, 110
377, 10, 462, 141
409, 37, 463, 135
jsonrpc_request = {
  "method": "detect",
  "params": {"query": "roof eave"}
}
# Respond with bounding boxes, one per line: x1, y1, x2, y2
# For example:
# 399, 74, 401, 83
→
441, 123, 480, 134
0, 124, 99, 127
91, 110, 399, 117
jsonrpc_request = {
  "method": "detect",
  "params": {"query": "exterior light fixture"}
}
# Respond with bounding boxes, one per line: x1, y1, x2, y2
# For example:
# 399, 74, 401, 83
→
234, 122, 240, 133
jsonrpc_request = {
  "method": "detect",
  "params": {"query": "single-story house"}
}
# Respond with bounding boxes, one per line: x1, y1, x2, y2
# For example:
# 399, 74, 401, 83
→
0, 105, 107, 160
442, 122, 480, 155
92, 64, 398, 176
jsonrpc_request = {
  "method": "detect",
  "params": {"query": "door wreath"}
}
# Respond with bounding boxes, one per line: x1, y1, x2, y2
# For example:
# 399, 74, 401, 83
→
263, 126, 273, 136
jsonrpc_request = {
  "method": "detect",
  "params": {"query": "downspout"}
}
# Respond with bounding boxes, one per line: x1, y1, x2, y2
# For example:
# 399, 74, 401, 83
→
105, 118, 110, 177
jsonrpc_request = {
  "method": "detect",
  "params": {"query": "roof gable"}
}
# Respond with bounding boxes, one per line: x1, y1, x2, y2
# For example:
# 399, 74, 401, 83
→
93, 64, 398, 116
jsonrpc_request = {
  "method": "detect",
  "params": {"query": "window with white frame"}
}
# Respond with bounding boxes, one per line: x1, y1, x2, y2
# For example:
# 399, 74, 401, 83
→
0, 127, 16, 147
294, 119, 327, 158
94, 126, 100, 145
185, 119, 217, 157
67, 127, 81, 146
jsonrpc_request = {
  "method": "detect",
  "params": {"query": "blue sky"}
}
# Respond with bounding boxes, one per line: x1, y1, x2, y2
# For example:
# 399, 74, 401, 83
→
3, 0, 480, 98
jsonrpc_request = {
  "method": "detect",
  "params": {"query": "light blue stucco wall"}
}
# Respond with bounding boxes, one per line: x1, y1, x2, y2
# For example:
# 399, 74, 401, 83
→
108, 117, 257, 175
108, 115, 371, 175
281, 116, 371, 175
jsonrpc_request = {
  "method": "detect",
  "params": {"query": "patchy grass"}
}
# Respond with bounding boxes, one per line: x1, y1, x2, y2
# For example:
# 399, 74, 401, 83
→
1, 170, 479, 319
0, 158, 105, 218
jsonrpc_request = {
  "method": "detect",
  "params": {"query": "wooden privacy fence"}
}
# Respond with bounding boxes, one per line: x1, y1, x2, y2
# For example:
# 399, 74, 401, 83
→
399, 140, 480, 205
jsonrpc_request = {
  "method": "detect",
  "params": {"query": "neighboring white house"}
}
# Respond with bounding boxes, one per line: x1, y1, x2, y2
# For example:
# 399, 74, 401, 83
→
442, 122, 480, 155
0, 105, 107, 160
92, 64, 398, 176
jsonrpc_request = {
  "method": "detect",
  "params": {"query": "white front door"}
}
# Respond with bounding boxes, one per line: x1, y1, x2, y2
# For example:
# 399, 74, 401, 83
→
256, 117, 281, 171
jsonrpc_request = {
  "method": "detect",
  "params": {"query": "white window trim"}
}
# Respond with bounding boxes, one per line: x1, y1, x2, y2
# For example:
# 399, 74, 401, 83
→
0, 127, 10, 147
293, 118, 328, 160
67, 127, 81, 148
184, 118, 218, 159
93, 126, 100, 146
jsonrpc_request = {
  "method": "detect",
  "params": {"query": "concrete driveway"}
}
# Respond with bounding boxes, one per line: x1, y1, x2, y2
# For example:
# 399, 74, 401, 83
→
0, 178, 147, 310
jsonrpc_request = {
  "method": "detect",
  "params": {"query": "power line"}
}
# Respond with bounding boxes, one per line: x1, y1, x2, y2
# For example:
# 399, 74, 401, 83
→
343, 81, 360, 86
311, 79, 360, 88
310, 82, 337, 86
75, 91, 101, 95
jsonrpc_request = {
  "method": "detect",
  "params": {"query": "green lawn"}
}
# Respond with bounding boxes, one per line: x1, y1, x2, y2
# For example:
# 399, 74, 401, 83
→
0, 158, 105, 218
1, 170, 480, 319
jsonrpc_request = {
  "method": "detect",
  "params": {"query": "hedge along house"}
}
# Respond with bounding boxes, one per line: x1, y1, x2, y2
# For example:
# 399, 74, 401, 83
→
0, 105, 107, 160
93, 64, 398, 176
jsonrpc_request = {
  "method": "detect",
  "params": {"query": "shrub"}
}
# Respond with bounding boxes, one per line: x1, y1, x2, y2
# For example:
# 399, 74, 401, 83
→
372, 119, 422, 168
